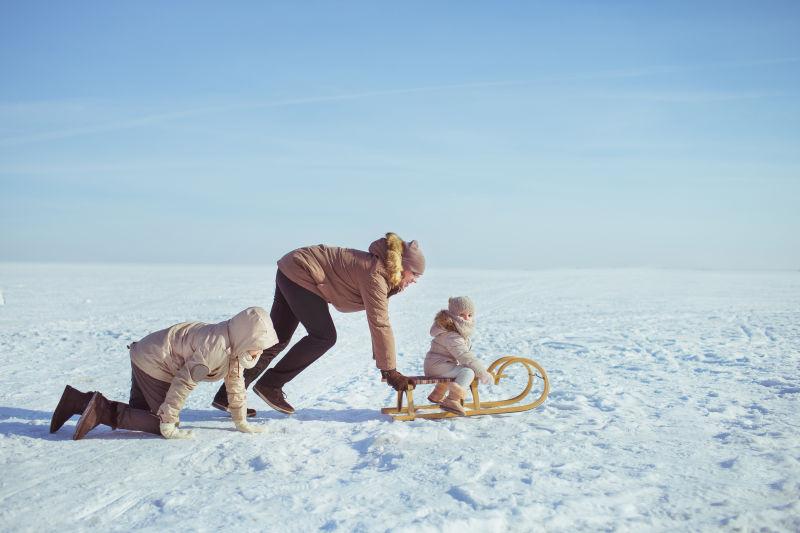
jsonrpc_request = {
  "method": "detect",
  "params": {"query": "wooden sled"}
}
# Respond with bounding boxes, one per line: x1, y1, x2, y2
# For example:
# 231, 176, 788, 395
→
381, 356, 550, 421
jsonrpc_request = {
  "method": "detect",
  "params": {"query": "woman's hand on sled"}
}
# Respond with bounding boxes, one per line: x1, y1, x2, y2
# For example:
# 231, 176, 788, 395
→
234, 420, 266, 434
478, 370, 493, 385
381, 369, 416, 391
160, 422, 193, 439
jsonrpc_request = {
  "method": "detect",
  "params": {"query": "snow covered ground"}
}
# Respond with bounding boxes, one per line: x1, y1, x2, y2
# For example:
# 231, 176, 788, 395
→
1, 263, 798, 532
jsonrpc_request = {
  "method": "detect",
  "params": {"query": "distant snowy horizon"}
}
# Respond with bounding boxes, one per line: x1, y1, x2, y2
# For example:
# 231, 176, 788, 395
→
1, 260, 798, 273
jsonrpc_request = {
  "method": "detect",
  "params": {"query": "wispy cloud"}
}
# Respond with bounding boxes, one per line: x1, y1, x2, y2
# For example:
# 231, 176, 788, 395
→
0, 84, 524, 147
1, 57, 797, 148
586, 90, 780, 103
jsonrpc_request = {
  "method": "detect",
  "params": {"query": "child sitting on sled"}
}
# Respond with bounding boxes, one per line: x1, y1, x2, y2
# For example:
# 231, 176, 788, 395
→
424, 296, 492, 416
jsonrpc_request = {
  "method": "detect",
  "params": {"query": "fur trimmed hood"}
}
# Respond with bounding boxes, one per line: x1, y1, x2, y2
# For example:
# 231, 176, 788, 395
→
434, 309, 458, 332
432, 309, 475, 338
368, 232, 404, 288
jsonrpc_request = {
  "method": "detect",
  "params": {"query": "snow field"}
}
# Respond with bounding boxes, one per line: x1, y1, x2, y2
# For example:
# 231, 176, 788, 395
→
0, 264, 799, 532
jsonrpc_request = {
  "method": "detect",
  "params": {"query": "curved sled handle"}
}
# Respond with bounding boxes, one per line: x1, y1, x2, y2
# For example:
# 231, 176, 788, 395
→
382, 355, 550, 420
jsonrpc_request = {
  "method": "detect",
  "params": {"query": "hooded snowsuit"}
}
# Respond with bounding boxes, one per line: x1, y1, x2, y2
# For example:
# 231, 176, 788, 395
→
424, 310, 487, 389
131, 307, 278, 423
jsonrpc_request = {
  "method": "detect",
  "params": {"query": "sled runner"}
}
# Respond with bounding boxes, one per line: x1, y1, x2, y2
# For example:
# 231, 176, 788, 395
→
381, 356, 549, 421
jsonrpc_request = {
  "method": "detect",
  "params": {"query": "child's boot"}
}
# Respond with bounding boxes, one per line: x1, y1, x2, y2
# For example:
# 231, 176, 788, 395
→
50, 385, 95, 433
440, 383, 467, 416
427, 382, 449, 403
73, 392, 118, 440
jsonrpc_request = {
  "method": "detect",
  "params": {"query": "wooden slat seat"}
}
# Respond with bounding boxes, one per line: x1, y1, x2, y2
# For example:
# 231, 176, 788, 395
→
381, 376, 455, 385
407, 376, 455, 385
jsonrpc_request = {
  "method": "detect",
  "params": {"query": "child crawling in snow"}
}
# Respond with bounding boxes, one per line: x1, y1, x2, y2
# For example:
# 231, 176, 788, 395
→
424, 296, 492, 416
50, 307, 278, 440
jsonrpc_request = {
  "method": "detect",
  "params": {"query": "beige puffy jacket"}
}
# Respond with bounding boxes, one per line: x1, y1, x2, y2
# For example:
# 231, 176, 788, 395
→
424, 311, 488, 377
130, 307, 278, 423
276, 233, 405, 370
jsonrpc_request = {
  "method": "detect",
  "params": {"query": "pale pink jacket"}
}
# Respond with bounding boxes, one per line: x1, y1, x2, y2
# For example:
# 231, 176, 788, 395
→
424, 311, 487, 377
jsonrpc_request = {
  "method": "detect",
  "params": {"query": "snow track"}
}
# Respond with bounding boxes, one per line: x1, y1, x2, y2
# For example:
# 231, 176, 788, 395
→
1, 264, 799, 531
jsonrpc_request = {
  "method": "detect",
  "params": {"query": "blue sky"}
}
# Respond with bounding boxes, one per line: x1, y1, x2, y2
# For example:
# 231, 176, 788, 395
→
1, 1, 798, 269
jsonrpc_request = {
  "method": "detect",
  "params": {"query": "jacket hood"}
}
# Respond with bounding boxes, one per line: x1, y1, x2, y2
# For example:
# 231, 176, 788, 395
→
433, 309, 457, 333
368, 232, 404, 289
227, 307, 279, 357
368, 236, 389, 262
431, 309, 475, 338
429, 322, 448, 337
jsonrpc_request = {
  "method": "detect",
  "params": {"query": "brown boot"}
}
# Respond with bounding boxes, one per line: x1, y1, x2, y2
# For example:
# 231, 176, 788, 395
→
50, 385, 95, 433
73, 392, 118, 440
253, 383, 295, 414
439, 383, 467, 416
427, 382, 449, 403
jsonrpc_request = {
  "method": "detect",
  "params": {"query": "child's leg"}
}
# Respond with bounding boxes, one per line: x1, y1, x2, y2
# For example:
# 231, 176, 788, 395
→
74, 392, 161, 439
453, 367, 475, 390
424, 365, 475, 405
129, 370, 149, 410
131, 364, 171, 414
427, 382, 449, 403
427, 364, 475, 387
424, 361, 460, 403
424, 359, 457, 378
112, 365, 171, 435
113, 400, 161, 435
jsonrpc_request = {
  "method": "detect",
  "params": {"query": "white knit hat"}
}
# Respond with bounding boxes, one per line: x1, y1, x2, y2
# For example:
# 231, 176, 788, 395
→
448, 296, 475, 317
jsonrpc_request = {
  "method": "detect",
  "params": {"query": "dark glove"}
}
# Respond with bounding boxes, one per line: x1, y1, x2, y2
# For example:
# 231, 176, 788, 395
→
381, 369, 416, 391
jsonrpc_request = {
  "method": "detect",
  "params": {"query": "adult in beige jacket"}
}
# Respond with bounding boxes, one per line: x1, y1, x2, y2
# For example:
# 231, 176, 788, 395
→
50, 307, 278, 440
213, 232, 426, 416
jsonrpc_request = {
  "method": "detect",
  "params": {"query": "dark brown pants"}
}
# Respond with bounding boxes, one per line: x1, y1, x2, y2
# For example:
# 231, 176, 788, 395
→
111, 364, 166, 435
215, 269, 336, 402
